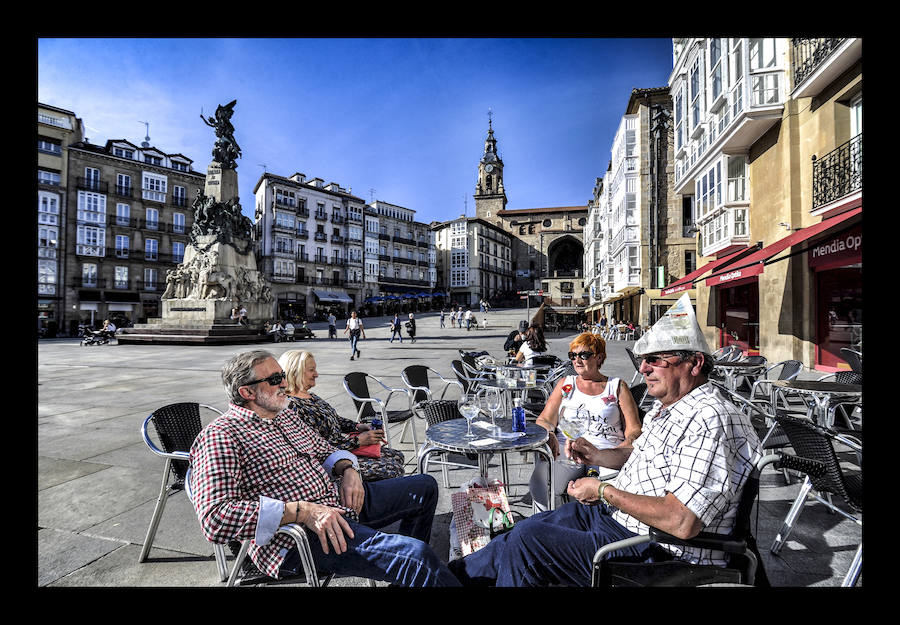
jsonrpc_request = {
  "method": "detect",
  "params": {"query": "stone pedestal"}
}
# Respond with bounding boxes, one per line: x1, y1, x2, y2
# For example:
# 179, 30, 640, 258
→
205, 161, 239, 203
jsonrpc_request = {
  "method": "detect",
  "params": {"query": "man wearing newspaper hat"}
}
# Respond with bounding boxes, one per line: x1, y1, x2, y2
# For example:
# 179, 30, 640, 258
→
449, 294, 761, 586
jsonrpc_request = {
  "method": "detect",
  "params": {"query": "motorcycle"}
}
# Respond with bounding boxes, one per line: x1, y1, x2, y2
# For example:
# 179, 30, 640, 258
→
80, 325, 114, 346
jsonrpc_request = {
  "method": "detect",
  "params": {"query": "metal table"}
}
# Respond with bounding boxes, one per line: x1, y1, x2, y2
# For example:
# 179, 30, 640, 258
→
417, 417, 556, 509
771, 379, 862, 428
714, 361, 768, 392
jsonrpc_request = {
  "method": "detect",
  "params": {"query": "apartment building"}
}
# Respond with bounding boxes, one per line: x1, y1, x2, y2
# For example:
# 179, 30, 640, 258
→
583, 87, 689, 327
38, 103, 84, 336
664, 37, 861, 370
366, 200, 437, 315
62, 132, 204, 335
432, 216, 513, 310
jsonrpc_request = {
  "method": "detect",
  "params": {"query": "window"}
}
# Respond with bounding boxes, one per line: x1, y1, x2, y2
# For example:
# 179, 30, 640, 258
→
173, 241, 185, 263
727, 156, 747, 202
690, 58, 702, 128
145, 207, 159, 230
38, 225, 58, 252
113, 147, 134, 159
82, 263, 98, 287
39, 192, 60, 225
173, 185, 186, 207
145, 238, 158, 261
115, 235, 130, 258
685, 250, 697, 275
38, 259, 57, 294
275, 211, 294, 230
38, 169, 61, 186
114, 266, 129, 289
38, 137, 62, 154
116, 203, 131, 226
117, 174, 132, 196
142, 172, 167, 202
78, 191, 107, 224
709, 38, 723, 103
144, 154, 162, 166
748, 38, 776, 70
77, 225, 105, 255
84, 167, 100, 189
144, 268, 158, 290
172, 161, 189, 172
172, 212, 185, 234
733, 208, 747, 237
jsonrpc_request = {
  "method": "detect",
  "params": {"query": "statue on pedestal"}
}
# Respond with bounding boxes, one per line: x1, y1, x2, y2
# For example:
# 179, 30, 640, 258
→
200, 99, 242, 170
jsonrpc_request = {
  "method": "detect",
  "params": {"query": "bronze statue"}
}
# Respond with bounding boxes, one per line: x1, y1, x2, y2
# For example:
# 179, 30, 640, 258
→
201, 100, 242, 169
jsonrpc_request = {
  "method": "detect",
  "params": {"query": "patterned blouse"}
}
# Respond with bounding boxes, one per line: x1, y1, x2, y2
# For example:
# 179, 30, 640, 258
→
289, 393, 406, 482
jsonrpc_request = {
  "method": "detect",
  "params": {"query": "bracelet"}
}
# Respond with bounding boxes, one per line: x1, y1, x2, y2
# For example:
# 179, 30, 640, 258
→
597, 482, 612, 506
294, 502, 301, 524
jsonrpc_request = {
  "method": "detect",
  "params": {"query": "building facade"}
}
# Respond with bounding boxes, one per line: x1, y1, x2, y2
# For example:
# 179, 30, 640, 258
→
61, 133, 204, 335
583, 87, 690, 327
38, 103, 84, 337
665, 37, 861, 371
252, 174, 436, 321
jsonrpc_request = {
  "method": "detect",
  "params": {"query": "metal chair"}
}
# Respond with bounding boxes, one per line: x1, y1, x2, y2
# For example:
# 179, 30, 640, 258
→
768, 413, 862, 587
139, 402, 228, 581
624, 348, 643, 386
749, 360, 803, 409
401, 365, 462, 459
342, 372, 416, 449
417, 399, 479, 487
184, 468, 376, 587
591, 454, 779, 587
450, 359, 492, 395
840, 347, 862, 374
628, 382, 650, 419
814, 370, 863, 430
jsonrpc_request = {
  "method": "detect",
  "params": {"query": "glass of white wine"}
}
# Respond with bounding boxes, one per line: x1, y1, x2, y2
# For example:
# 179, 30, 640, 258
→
557, 405, 590, 465
458, 392, 480, 439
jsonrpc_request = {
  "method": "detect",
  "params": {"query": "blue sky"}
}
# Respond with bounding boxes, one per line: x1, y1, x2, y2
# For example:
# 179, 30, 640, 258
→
38, 37, 674, 224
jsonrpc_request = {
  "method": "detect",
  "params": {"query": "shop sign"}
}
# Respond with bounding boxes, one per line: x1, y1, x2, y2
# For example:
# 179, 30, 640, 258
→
808, 225, 862, 268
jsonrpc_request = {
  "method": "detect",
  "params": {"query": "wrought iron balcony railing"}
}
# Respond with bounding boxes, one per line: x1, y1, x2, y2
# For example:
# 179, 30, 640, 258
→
812, 133, 862, 210
791, 38, 845, 89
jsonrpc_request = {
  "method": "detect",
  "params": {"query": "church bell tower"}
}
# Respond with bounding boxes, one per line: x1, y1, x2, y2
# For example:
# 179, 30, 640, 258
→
474, 111, 507, 220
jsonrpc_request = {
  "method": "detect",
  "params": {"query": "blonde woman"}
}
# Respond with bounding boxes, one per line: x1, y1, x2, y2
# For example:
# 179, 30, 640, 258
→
278, 349, 405, 481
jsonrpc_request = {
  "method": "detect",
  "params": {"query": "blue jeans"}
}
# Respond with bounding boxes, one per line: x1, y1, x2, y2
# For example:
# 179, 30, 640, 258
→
449, 501, 647, 587
280, 474, 460, 587
390, 330, 402, 343
349, 332, 360, 355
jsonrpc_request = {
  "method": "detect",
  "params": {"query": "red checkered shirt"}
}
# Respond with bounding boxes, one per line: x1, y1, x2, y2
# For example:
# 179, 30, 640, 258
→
189, 403, 358, 578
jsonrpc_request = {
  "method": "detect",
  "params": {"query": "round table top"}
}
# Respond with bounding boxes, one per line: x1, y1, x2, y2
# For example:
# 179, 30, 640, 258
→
424, 417, 549, 453
772, 379, 862, 394
714, 361, 767, 370
497, 363, 553, 371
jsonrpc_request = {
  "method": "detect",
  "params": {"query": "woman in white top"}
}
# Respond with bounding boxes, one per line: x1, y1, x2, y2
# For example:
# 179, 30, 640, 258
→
529, 332, 642, 512
515, 325, 547, 366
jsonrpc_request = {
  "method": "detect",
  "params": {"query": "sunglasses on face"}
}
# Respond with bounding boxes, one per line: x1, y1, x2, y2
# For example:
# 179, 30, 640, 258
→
641, 354, 687, 368
568, 351, 595, 361
243, 371, 287, 387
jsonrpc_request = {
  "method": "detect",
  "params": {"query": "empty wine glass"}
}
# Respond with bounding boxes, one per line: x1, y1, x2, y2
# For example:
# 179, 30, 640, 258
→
458, 392, 480, 439
484, 388, 502, 430
557, 405, 591, 464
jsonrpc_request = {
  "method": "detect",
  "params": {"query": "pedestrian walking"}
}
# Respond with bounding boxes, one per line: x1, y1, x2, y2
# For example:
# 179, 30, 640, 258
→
464, 308, 473, 331
406, 312, 417, 343
389, 313, 403, 343
344, 310, 365, 360
456, 307, 464, 329
327, 311, 337, 339
439, 308, 446, 328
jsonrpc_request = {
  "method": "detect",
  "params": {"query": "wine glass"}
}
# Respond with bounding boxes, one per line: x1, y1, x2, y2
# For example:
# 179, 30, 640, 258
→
484, 388, 502, 431
458, 392, 480, 439
557, 405, 591, 464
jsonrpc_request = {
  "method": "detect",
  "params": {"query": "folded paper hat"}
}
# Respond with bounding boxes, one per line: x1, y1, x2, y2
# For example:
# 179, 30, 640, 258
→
633, 293, 711, 357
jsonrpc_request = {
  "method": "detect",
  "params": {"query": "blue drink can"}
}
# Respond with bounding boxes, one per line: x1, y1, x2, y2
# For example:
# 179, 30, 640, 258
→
371, 417, 383, 430
512, 398, 526, 433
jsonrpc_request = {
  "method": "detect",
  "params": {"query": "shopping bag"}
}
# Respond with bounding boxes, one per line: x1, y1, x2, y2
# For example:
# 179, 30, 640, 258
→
450, 478, 515, 556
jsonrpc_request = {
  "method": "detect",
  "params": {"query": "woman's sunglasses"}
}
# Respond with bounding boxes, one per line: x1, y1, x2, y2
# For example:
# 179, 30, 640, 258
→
243, 371, 286, 387
568, 351, 595, 361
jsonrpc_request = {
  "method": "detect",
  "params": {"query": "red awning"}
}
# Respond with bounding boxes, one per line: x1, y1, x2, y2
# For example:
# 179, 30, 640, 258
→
660, 246, 757, 296
705, 207, 861, 287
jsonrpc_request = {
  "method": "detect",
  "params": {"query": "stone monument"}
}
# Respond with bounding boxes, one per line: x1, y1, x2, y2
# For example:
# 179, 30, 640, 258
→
118, 100, 274, 344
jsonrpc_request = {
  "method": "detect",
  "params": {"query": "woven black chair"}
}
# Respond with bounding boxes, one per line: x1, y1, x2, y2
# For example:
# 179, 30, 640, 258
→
769, 413, 862, 586
840, 348, 862, 374
418, 399, 478, 487
628, 382, 649, 420
592, 454, 778, 587
139, 402, 228, 580
814, 370, 863, 430
343, 372, 416, 449
450, 359, 493, 395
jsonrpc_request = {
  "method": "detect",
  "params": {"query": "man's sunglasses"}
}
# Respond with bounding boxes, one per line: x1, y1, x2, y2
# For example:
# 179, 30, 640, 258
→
641, 354, 688, 368
568, 351, 595, 361
243, 371, 287, 387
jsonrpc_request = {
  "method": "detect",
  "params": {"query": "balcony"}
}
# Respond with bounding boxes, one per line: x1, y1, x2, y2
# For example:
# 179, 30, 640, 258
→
295, 229, 309, 240
313, 255, 328, 265
314, 211, 328, 221
269, 270, 296, 283
136, 280, 160, 291
812, 133, 862, 212
378, 233, 391, 241
172, 195, 188, 208
791, 38, 861, 99
114, 185, 133, 198
347, 213, 363, 223
332, 214, 345, 224
273, 246, 295, 258
167, 222, 187, 235
142, 188, 166, 204
331, 234, 344, 244
393, 236, 416, 246
76, 244, 105, 257
314, 232, 327, 242
273, 221, 296, 234
275, 198, 297, 210
77, 177, 108, 193
110, 215, 139, 228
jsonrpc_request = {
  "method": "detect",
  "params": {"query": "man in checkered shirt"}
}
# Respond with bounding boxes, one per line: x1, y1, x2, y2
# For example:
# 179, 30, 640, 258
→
189, 349, 460, 586
449, 294, 761, 586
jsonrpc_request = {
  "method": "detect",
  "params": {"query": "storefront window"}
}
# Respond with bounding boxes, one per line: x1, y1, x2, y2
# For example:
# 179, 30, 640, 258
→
817, 266, 862, 368
719, 281, 759, 353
